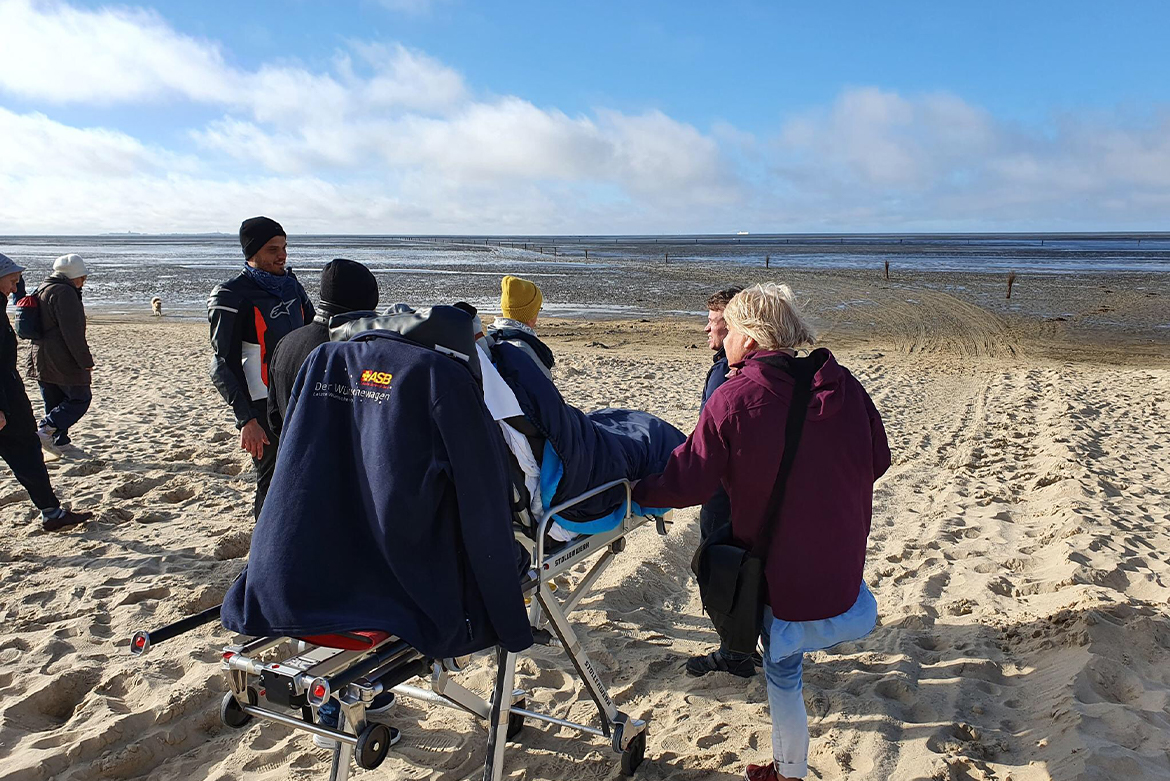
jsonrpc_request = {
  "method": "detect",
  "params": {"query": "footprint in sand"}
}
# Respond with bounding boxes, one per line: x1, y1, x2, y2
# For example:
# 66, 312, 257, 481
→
63, 459, 108, 477
158, 485, 197, 503
1077, 657, 1144, 705
117, 586, 171, 607
134, 510, 175, 524
1, 667, 102, 732
109, 475, 170, 500
874, 677, 916, 705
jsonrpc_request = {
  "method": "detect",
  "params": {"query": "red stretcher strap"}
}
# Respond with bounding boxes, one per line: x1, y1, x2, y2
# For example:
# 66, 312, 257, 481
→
299, 630, 391, 650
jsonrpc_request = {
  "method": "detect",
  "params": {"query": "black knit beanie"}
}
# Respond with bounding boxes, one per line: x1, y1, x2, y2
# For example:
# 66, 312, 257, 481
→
318, 258, 379, 316
239, 216, 286, 260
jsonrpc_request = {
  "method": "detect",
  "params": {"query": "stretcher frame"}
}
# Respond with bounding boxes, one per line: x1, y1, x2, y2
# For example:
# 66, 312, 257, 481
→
129, 478, 670, 781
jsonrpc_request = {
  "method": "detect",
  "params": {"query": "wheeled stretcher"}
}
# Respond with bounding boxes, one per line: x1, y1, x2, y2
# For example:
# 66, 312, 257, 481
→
130, 479, 671, 781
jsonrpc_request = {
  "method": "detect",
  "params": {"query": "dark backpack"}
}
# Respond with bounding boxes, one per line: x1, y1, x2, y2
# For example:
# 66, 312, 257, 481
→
14, 294, 42, 340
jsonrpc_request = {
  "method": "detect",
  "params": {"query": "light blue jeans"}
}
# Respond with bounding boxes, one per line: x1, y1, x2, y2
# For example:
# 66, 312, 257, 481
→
759, 584, 878, 778
759, 635, 808, 778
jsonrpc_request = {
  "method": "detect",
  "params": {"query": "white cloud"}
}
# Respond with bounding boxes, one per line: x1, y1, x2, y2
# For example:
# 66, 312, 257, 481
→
780, 87, 998, 188
0, 1, 466, 120
0, 0, 234, 104
771, 88, 1170, 227
0, 107, 192, 177
192, 98, 733, 207
346, 43, 466, 112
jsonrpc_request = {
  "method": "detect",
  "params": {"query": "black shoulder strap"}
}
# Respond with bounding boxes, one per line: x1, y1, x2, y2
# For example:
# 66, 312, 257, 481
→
749, 349, 828, 560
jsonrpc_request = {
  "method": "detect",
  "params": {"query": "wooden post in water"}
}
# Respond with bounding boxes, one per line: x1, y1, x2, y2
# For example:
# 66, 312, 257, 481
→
553, 247, 557, 256
1006, 270, 1017, 299
539, 247, 543, 254
884, 259, 890, 280
585, 249, 589, 260
765, 255, 770, 268
665, 252, 669, 264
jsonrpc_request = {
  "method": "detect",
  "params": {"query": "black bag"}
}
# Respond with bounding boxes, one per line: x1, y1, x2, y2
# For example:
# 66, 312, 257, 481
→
690, 350, 827, 655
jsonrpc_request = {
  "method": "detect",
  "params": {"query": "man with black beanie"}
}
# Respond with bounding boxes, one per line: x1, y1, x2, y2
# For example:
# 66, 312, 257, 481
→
207, 216, 314, 518
266, 258, 379, 435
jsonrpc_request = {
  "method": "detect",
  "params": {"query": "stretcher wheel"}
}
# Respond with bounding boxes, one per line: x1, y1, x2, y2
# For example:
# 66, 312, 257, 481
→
620, 730, 646, 776
507, 698, 525, 741
355, 723, 392, 770
220, 691, 253, 730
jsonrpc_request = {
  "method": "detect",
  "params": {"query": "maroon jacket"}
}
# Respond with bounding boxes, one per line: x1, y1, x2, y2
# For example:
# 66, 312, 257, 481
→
634, 349, 890, 621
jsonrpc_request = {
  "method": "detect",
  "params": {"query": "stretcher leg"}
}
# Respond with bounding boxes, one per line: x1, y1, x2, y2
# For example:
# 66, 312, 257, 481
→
424, 663, 492, 719
537, 582, 647, 764
562, 548, 614, 615
327, 708, 353, 781
538, 583, 616, 731
482, 647, 518, 781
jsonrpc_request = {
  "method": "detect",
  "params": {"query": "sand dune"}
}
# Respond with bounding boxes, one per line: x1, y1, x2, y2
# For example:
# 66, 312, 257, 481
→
1, 293, 1168, 780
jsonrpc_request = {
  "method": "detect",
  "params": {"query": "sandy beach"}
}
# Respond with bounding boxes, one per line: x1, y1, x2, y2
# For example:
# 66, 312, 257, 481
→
1, 273, 1169, 781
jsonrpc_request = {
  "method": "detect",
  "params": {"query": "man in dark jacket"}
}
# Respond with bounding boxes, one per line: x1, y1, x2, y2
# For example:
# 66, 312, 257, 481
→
699, 287, 742, 533
208, 217, 314, 518
27, 254, 95, 457
266, 258, 379, 435
0, 254, 91, 531
691, 286, 748, 677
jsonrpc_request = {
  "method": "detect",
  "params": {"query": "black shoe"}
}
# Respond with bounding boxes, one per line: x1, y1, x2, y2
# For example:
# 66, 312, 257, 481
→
42, 510, 92, 532
686, 649, 756, 678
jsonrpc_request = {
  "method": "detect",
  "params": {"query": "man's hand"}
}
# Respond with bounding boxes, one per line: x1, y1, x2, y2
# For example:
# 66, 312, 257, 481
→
0, 411, 6, 432
240, 419, 269, 460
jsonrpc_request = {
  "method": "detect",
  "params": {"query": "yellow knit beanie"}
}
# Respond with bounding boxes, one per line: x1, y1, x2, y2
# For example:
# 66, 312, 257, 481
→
500, 275, 543, 323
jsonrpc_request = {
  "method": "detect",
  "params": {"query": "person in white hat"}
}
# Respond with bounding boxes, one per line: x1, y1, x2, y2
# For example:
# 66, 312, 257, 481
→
0, 252, 92, 531
26, 253, 95, 456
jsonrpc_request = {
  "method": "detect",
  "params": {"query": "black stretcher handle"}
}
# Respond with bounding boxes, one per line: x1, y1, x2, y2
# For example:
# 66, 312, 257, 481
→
330, 639, 414, 690
130, 604, 222, 655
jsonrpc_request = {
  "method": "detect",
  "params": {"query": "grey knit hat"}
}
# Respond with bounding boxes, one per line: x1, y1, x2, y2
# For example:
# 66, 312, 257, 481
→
52, 253, 89, 279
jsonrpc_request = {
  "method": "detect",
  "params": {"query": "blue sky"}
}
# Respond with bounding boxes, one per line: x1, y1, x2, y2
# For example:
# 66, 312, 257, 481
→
1, 0, 1168, 233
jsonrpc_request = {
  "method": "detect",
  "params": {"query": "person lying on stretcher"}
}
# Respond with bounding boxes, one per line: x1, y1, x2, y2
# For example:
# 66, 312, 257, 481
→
221, 304, 680, 654
467, 307, 684, 539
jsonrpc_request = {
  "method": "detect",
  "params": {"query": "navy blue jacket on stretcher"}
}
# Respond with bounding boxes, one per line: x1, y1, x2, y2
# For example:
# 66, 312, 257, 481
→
491, 342, 685, 524
221, 330, 534, 658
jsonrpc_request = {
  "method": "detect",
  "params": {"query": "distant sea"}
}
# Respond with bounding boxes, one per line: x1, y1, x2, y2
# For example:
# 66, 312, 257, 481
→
2, 233, 1168, 317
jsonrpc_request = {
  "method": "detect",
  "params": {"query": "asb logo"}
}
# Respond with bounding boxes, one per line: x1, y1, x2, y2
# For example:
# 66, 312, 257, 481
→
360, 369, 393, 388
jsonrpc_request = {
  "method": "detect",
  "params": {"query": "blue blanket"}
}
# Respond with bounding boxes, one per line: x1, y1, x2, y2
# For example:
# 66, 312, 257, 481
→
492, 343, 685, 527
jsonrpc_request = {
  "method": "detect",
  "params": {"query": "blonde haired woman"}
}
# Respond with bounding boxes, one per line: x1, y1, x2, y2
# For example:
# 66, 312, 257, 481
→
635, 283, 890, 780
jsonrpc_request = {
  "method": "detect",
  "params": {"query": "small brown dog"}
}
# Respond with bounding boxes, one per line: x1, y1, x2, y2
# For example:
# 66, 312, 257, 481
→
151, 297, 163, 317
